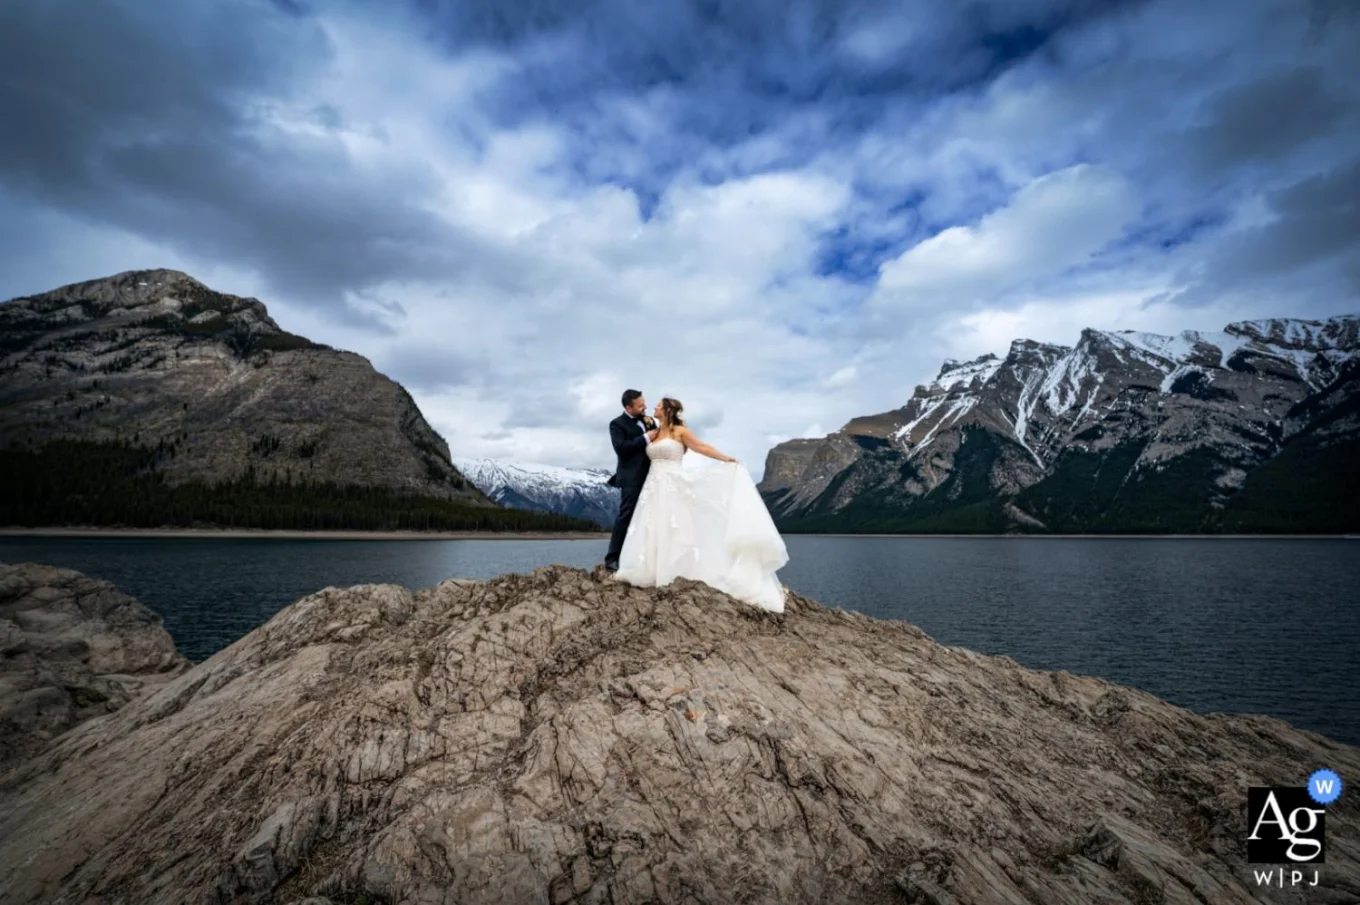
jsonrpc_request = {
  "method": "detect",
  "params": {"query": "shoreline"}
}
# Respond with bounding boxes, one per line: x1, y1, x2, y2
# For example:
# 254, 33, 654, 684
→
0, 527, 610, 541
0, 527, 1352, 541
800, 532, 1356, 539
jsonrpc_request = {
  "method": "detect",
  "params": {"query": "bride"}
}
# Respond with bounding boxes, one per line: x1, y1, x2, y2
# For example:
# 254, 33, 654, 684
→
613, 397, 788, 613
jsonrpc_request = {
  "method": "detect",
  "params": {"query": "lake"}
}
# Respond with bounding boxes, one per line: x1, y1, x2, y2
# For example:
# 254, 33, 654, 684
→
2, 534, 1356, 745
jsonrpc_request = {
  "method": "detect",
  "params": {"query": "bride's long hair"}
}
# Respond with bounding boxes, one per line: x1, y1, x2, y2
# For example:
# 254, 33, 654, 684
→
659, 397, 685, 427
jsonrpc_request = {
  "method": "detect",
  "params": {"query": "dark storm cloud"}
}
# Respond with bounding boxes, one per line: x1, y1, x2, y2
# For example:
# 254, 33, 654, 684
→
504, 396, 584, 429
1181, 68, 1350, 176
405, 0, 1144, 196
0, 2, 304, 171
378, 342, 490, 392
1170, 158, 1360, 307
1, 0, 1355, 341
919, 0, 1360, 321
412, 0, 1136, 83
0, 0, 525, 322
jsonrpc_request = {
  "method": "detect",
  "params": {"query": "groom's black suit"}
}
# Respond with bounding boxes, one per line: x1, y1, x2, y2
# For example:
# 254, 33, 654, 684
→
604, 410, 655, 570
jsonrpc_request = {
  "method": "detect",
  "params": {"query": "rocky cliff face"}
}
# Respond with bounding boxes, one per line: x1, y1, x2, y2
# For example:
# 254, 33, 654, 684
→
0, 269, 487, 504
0, 562, 189, 767
1, 564, 1356, 904
455, 458, 619, 527
761, 315, 1360, 533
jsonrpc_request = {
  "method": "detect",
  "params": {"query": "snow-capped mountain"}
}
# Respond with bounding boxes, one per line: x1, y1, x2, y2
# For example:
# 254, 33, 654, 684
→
760, 314, 1360, 533
455, 458, 618, 528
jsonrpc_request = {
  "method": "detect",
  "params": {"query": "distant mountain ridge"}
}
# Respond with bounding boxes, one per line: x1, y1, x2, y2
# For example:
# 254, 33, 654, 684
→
455, 458, 618, 528
0, 269, 593, 532
760, 314, 1360, 533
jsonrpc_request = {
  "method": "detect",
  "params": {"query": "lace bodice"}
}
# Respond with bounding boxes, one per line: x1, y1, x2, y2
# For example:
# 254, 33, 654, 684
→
647, 437, 685, 466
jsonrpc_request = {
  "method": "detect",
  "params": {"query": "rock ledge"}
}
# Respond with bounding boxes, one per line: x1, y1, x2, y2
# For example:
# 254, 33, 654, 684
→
0, 565, 1356, 904
0, 561, 189, 767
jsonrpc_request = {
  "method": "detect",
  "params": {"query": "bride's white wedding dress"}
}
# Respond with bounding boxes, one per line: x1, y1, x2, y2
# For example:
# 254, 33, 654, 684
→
615, 438, 788, 612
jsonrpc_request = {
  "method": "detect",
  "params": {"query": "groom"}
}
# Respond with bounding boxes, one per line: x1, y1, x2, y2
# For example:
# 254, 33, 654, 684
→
603, 388, 656, 572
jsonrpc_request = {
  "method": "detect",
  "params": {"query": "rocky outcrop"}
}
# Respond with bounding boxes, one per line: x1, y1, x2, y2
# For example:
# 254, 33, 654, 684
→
1, 565, 1356, 904
0, 562, 189, 767
761, 315, 1360, 533
0, 269, 487, 504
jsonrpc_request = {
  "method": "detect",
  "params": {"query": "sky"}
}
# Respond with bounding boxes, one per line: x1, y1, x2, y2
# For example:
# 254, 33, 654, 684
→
1, 0, 1357, 476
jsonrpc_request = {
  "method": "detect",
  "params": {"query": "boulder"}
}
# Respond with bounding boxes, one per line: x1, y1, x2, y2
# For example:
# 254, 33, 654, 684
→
0, 561, 189, 767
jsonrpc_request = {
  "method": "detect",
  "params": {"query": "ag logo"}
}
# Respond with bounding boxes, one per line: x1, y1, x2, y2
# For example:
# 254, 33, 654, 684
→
1247, 787, 1325, 864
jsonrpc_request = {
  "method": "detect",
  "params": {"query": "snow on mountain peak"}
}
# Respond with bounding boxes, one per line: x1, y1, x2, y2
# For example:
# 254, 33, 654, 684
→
932, 354, 1003, 391
1225, 315, 1360, 350
455, 458, 611, 493
454, 458, 618, 528
890, 314, 1359, 461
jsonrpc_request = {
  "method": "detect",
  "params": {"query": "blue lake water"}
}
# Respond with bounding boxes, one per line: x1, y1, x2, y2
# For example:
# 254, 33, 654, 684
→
2, 535, 1356, 745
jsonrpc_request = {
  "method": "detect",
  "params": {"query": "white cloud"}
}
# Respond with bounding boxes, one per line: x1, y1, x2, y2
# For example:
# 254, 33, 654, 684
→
947, 287, 1171, 357
274, 26, 863, 478
824, 365, 858, 388
871, 164, 1141, 316
572, 372, 629, 421
3, 0, 1356, 484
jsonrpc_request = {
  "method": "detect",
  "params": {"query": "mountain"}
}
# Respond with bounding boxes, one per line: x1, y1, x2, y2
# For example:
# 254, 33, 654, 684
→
455, 457, 619, 527
4, 563, 1356, 904
0, 269, 593, 532
761, 315, 1360, 533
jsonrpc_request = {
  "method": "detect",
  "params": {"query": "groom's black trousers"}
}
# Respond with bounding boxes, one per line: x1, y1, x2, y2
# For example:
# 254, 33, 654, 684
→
605, 484, 644, 568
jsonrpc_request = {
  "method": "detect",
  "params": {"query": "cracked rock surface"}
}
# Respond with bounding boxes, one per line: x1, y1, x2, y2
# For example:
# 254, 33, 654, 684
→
0, 564, 1356, 904
0, 562, 189, 768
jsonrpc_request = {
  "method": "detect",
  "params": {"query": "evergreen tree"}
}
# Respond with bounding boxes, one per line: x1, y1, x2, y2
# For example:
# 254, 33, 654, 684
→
0, 440, 598, 533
